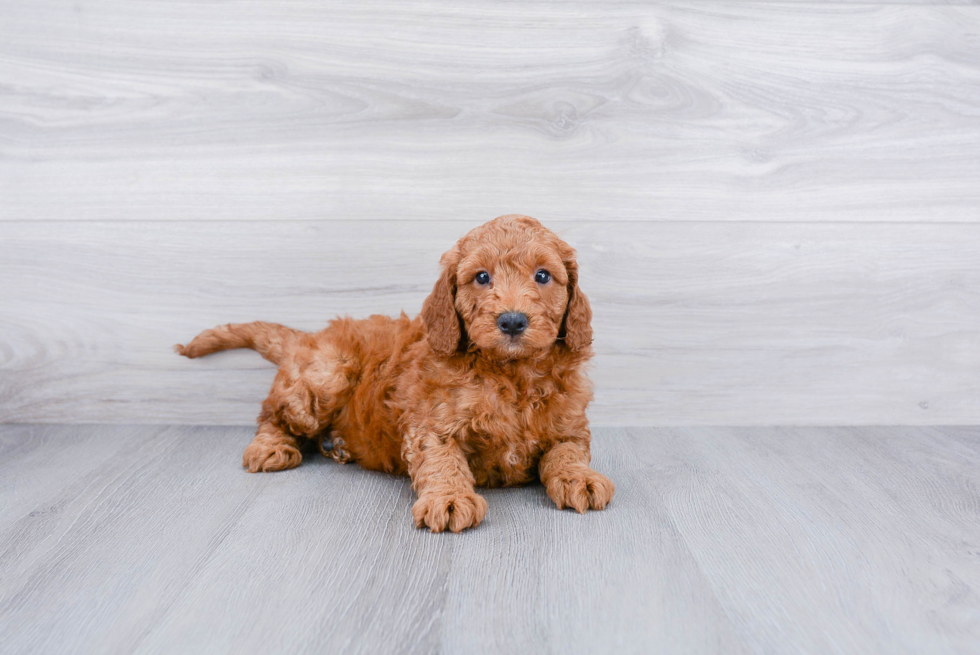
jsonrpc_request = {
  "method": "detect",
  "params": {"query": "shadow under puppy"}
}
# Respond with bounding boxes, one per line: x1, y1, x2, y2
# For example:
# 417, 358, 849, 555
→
176, 214, 614, 532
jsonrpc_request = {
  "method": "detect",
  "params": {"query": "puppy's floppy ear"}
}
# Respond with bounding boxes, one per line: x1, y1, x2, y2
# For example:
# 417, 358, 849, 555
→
559, 246, 593, 352
421, 246, 464, 355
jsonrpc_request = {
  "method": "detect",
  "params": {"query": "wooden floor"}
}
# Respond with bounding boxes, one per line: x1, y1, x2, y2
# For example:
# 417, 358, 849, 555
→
1, 425, 978, 654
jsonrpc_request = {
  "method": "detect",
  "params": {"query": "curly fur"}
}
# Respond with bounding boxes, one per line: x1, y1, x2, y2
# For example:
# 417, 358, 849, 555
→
176, 215, 614, 532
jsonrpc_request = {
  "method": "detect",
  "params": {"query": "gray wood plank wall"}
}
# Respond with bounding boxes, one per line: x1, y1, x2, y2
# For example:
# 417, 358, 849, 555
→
2, 1, 979, 425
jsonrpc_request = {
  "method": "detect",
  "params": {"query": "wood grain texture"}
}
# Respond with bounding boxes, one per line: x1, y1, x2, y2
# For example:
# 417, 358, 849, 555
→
0, 424, 150, 526
2, 1, 980, 426
1, 424, 978, 654
1, 1, 979, 223
2, 220, 978, 425
628, 426, 980, 654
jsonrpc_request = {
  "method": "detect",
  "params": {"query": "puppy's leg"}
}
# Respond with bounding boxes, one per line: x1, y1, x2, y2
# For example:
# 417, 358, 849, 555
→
404, 428, 488, 533
242, 337, 353, 471
243, 348, 349, 473
270, 340, 351, 439
243, 420, 303, 473
539, 440, 615, 513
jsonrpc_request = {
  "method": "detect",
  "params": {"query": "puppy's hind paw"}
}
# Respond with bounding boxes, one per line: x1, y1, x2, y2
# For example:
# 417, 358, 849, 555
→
242, 441, 302, 473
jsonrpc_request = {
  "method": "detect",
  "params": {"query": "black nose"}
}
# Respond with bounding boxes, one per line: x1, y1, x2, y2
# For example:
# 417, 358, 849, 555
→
497, 312, 529, 336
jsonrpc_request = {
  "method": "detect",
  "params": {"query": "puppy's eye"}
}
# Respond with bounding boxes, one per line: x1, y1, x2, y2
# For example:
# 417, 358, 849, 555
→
475, 271, 491, 285
535, 269, 551, 284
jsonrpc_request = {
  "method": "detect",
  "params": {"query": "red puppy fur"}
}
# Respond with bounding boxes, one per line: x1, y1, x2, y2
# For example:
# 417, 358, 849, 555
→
176, 215, 614, 532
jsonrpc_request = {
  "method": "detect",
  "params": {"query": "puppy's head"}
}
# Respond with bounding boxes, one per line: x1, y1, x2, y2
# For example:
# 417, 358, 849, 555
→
422, 215, 592, 359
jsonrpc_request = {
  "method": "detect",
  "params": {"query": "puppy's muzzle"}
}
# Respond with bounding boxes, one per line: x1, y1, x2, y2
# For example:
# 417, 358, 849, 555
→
497, 312, 528, 337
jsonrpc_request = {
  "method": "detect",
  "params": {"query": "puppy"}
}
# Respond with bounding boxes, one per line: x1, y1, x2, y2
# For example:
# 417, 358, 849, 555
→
176, 214, 614, 532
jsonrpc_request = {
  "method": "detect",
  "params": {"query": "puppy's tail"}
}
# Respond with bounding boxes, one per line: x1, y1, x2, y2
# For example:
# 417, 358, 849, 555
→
175, 322, 301, 365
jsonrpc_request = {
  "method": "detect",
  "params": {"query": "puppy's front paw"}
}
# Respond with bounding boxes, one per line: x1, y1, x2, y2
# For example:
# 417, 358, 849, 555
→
412, 489, 488, 533
546, 470, 615, 513
242, 441, 302, 472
